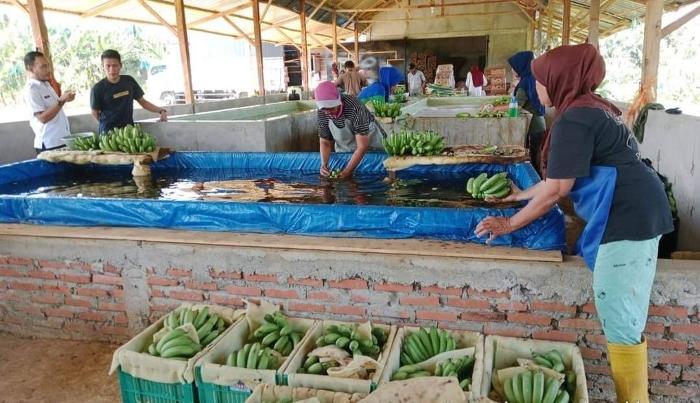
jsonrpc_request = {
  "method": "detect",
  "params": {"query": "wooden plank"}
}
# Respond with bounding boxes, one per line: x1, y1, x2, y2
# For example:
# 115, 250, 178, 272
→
562, 0, 571, 45
223, 15, 255, 46
174, 0, 194, 105
661, 4, 700, 38
642, 0, 663, 101
589, 0, 601, 46
300, 0, 309, 91
8, 0, 28, 13
138, 0, 178, 36
332, 10, 337, 63
307, 0, 328, 20
354, 21, 360, 64
0, 224, 563, 263
81, 0, 131, 19
252, 0, 266, 97
188, 2, 250, 27
273, 26, 301, 51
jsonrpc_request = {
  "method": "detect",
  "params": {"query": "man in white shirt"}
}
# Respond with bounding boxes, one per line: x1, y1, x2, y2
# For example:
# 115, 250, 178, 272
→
407, 63, 426, 96
23, 51, 75, 153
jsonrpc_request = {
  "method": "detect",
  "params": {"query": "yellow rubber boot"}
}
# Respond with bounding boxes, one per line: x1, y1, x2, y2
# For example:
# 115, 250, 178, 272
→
607, 338, 650, 403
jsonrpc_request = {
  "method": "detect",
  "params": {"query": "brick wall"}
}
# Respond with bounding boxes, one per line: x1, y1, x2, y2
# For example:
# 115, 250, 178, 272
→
1, 251, 698, 402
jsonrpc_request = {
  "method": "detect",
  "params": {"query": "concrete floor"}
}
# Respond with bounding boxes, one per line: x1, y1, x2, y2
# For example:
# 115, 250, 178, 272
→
0, 333, 120, 402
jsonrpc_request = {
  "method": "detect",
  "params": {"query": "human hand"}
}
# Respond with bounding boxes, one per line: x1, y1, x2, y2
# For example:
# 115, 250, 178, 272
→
474, 216, 514, 244
159, 110, 168, 122
338, 169, 353, 179
59, 91, 76, 103
484, 182, 521, 203
320, 165, 331, 177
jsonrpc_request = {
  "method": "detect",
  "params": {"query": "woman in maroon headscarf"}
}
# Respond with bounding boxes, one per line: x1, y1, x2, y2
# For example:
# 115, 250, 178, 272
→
476, 44, 672, 403
465, 64, 487, 96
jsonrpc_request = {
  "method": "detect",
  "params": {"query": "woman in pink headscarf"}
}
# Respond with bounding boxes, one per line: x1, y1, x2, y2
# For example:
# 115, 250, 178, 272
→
314, 81, 386, 179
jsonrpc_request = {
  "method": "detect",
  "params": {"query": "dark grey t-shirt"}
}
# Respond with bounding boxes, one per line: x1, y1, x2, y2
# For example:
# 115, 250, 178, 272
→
547, 107, 673, 244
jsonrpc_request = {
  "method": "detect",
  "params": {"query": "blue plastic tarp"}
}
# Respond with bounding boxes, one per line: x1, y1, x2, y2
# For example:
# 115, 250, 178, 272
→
0, 152, 565, 250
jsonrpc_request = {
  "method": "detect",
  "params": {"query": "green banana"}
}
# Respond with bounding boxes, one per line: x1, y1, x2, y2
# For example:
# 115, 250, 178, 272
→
197, 314, 218, 340
307, 362, 324, 374
504, 374, 518, 403
200, 328, 220, 346
544, 350, 565, 373
156, 328, 185, 353
522, 370, 533, 403
257, 350, 270, 370
160, 344, 200, 358
512, 373, 524, 403
273, 335, 290, 354
480, 172, 507, 190
532, 370, 545, 403
566, 370, 577, 395
161, 335, 196, 352
541, 377, 561, 403
261, 330, 281, 346
303, 355, 319, 369
553, 390, 570, 403
236, 345, 249, 368
460, 378, 471, 391
147, 343, 158, 356
533, 355, 554, 369
193, 307, 209, 328
417, 328, 434, 357
429, 327, 440, 355
246, 343, 260, 369
335, 336, 350, 349
226, 351, 236, 366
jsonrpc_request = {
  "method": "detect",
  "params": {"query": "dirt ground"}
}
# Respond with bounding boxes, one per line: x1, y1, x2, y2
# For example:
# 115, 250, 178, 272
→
0, 332, 120, 403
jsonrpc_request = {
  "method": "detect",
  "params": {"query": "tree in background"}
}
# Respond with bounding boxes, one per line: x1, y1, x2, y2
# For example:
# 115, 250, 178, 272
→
0, 11, 167, 106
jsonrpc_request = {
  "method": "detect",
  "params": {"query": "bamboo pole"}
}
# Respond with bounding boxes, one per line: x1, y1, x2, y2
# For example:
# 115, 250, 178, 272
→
641, 0, 663, 101
562, 0, 571, 45
354, 21, 360, 64
588, 0, 601, 47
300, 0, 309, 91
26, 0, 51, 65
332, 10, 337, 63
661, 4, 700, 37
252, 0, 266, 96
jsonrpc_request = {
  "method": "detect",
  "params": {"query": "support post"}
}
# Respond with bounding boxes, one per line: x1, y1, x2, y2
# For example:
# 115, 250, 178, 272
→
174, 0, 195, 106
562, 0, 571, 45
332, 10, 338, 64
354, 21, 360, 64
641, 0, 663, 101
26, 0, 52, 69
300, 0, 309, 91
252, 0, 266, 97
588, 0, 601, 47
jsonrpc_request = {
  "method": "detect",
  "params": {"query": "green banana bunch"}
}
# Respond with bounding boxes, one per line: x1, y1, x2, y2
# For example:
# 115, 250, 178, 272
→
427, 84, 454, 97
71, 133, 101, 151
532, 350, 566, 373
390, 364, 432, 380
504, 370, 567, 403
382, 129, 445, 157
150, 306, 228, 353
456, 111, 507, 119
466, 172, 511, 200
371, 100, 402, 118
225, 342, 281, 370
99, 124, 157, 154
250, 312, 305, 356
296, 354, 339, 375
143, 328, 202, 359
314, 324, 387, 358
328, 169, 341, 180
400, 327, 456, 365
435, 355, 475, 378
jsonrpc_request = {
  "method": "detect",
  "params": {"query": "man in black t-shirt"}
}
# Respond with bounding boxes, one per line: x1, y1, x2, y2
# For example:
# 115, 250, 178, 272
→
90, 49, 167, 134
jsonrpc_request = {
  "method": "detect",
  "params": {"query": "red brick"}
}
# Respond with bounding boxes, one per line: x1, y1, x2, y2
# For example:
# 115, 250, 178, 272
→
580, 347, 604, 360
225, 285, 262, 296
329, 278, 368, 290
148, 277, 178, 286
208, 269, 241, 279
586, 334, 607, 345
79, 311, 111, 322
530, 301, 577, 315
584, 364, 611, 375
60, 273, 91, 284
460, 312, 505, 322
243, 273, 278, 283
100, 302, 126, 312
169, 290, 203, 301
308, 291, 334, 301
65, 297, 93, 308
31, 294, 64, 304
184, 280, 217, 291
648, 369, 674, 381
44, 308, 74, 318
28, 270, 58, 280
559, 318, 601, 330
288, 302, 325, 313
496, 302, 528, 312
373, 282, 413, 293
656, 354, 692, 366
17, 306, 44, 316
0, 268, 24, 277
151, 303, 181, 312
7, 256, 32, 266
44, 284, 71, 295
507, 313, 552, 327
64, 321, 96, 334
166, 267, 191, 278
93, 274, 122, 285
9, 281, 41, 291
483, 324, 529, 338
468, 288, 509, 299
103, 264, 121, 274
645, 322, 666, 334
264, 289, 299, 299
647, 338, 687, 351
399, 295, 439, 306
101, 326, 131, 336
329, 305, 366, 316
650, 383, 698, 398
69, 262, 92, 271
532, 330, 578, 343
114, 313, 129, 325
151, 288, 166, 298
581, 303, 597, 314
38, 260, 67, 270
681, 370, 700, 382
445, 298, 490, 310
350, 293, 369, 303
210, 294, 244, 307
0, 256, 7, 265
669, 323, 700, 336
110, 289, 124, 298
370, 306, 411, 319
648, 305, 689, 319
0, 291, 23, 302
421, 285, 463, 296
416, 311, 458, 321
287, 277, 322, 287
693, 340, 700, 350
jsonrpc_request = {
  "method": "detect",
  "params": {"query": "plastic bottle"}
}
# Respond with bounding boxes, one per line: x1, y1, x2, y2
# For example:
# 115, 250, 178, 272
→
508, 96, 519, 117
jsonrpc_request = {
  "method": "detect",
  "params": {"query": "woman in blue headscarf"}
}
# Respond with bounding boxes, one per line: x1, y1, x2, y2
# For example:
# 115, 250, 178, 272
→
508, 51, 546, 173
358, 66, 404, 103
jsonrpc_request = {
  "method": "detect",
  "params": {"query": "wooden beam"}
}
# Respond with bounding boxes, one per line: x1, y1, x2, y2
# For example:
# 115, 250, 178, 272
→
547, 3, 555, 47
273, 26, 301, 51
588, 0, 601, 46
357, 9, 522, 22
336, 0, 514, 12
307, 0, 328, 20
641, 0, 663, 101
337, 41, 354, 60
8, 0, 28, 13
261, 0, 273, 21
562, 0, 571, 45
300, 0, 309, 91
308, 32, 333, 53
661, 4, 700, 37
81, 0, 130, 19
26, 0, 53, 74
188, 2, 250, 27
252, 0, 266, 96
137, 0, 178, 36
354, 21, 360, 64
174, 0, 194, 105
222, 15, 255, 46
512, 1, 536, 24
332, 10, 338, 63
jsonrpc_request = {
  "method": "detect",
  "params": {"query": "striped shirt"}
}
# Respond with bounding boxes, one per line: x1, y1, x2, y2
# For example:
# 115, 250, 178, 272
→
318, 94, 379, 140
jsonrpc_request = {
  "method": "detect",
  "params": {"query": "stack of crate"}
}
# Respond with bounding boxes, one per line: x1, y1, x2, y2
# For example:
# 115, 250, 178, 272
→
484, 66, 508, 95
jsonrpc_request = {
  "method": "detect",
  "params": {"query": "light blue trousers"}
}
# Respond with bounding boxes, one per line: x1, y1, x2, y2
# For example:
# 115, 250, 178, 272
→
592, 236, 661, 345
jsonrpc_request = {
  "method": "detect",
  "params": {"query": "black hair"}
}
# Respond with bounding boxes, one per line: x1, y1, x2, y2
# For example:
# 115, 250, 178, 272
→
101, 49, 122, 63
409, 63, 416, 69
24, 51, 44, 70
344, 60, 355, 69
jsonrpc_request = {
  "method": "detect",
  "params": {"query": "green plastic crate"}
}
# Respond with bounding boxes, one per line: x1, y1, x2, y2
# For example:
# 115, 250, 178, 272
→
195, 366, 255, 403
118, 367, 198, 403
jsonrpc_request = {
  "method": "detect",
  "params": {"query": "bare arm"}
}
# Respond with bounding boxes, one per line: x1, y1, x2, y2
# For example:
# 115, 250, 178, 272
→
35, 91, 75, 124
340, 134, 370, 177
91, 109, 100, 122
319, 137, 334, 176
137, 97, 167, 121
